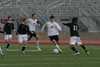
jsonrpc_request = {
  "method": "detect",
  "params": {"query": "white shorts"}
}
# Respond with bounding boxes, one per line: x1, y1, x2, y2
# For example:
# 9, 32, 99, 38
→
18, 34, 28, 43
70, 36, 82, 45
4, 35, 12, 40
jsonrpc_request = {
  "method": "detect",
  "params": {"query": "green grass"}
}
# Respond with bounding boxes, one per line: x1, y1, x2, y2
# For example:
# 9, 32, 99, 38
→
0, 44, 100, 67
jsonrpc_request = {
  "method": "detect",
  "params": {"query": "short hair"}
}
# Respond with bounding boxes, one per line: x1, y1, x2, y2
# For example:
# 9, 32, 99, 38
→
50, 15, 54, 19
72, 17, 78, 23
32, 14, 36, 17
8, 16, 11, 19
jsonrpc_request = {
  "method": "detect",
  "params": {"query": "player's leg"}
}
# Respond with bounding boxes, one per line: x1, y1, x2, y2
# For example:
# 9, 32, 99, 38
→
21, 35, 28, 54
0, 47, 4, 56
28, 35, 32, 41
5, 35, 12, 50
18, 35, 24, 53
28, 31, 33, 41
35, 35, 41, 51
22, 40, 27, 54
77, 37, 89, 55
70, 37, 79, 55
50, 35, 63, 53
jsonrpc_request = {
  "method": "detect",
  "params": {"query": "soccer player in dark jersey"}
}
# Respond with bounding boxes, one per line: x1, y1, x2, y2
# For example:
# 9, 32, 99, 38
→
62, 17, 89, 55
17, 18, 29, 53
3, 16, 15, 50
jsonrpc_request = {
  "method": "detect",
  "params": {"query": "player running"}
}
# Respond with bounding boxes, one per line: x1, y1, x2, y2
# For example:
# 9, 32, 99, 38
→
28, 14, 41, 51
62, 17, 89, 55
3, 16, 15, 51
41, 16, 63, 53
17, 18, 29, 54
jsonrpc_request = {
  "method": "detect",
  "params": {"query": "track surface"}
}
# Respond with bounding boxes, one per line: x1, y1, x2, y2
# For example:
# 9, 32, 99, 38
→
0, 38, 100, 45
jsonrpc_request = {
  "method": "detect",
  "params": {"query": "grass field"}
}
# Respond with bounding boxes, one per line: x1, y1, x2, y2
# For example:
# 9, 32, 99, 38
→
0, 44, 100, 67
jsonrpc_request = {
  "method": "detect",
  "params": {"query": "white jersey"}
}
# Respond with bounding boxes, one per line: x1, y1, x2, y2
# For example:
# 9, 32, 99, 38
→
41, 21, 62, 36
28, 18, 38, 31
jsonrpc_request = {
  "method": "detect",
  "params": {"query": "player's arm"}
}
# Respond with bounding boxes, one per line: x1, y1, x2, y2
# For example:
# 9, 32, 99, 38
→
16, 24, 21, 35
3, 23, 7, 34
12, 23, 15, 32
56, 23, 62, 32
26, 26, 30, 35
62, 21, 71, 27
41, 23, 47, 32
37, 20, 40, 24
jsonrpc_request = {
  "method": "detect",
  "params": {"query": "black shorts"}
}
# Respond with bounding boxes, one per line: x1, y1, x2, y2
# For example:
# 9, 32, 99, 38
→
49, 35, 59, 41
29, 31, 37, 38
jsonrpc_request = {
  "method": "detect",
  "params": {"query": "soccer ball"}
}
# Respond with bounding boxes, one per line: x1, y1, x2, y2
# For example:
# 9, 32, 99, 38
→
53, 49, 59, 54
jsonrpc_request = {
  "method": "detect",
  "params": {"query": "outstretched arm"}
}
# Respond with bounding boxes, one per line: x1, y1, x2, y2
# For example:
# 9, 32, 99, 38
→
41, 24, 46, 32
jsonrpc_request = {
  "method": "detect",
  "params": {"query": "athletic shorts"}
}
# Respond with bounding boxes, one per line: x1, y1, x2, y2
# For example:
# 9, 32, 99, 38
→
18, 34, 28, 43
29, 31, 37, 38
4, 35, 12, 40
49, 35, 59, 41
70, 36, 82, 45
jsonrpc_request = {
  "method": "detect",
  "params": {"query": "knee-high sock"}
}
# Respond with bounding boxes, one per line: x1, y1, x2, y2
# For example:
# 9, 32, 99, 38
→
22, 46, 26, 52
56, 45, 62, 51
6, 44, 10, 49
80, 45, 88, 52
70, 47, 78, 53
36, 40, 40, 49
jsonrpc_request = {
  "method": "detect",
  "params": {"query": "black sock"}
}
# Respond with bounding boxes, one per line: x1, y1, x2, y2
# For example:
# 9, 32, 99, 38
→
6, 44, 10, 49
70, 47, 78, 53
80, 45, 87, 52
22, 46, 26, 51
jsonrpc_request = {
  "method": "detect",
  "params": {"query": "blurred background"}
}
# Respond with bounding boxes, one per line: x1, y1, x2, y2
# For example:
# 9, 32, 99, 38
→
0, 0, 100, 40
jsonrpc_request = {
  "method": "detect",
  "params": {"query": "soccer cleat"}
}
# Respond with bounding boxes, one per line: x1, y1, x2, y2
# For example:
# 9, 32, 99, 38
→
37, 48, 42, 51
86, 51, 90, 55
74, 52, 80, 55
5, 49, 9, 51
0, 52, 4, 57
22, 51, 25, 54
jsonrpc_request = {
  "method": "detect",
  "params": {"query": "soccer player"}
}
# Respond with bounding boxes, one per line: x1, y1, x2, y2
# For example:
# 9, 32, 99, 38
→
41, 16, 63, 53
17, 18, 29, 53
3, 16, 15, 50
28, 14, 41, 51
62, 17, 89, 55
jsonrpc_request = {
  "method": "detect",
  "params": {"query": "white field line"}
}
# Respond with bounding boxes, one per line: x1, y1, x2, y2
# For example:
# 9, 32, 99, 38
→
1, 58, 100, 61
0, 62, 100, 66
2, 49, 39, 52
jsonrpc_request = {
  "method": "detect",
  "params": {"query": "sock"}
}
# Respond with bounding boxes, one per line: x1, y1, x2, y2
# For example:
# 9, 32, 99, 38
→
0, 47, 3, 54
70, 47, 78, 53
36, 40, 40, 49
56, 45, 62, 51
22, 46, 26, 52
80, 45, 87, 52
6, 44, 10, 49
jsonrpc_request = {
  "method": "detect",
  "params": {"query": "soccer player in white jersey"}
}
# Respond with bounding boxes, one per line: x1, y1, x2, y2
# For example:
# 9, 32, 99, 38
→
28, 14, 41, 51
41, 16, 63, 53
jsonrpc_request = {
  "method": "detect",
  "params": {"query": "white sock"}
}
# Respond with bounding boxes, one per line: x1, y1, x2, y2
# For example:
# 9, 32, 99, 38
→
0, 47, 3, 54
36, 40, 40, 49
56, 45, 62, 51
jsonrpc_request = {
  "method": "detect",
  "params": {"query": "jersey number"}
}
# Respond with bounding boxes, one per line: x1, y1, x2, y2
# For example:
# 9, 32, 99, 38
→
73, 25, 77, 31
